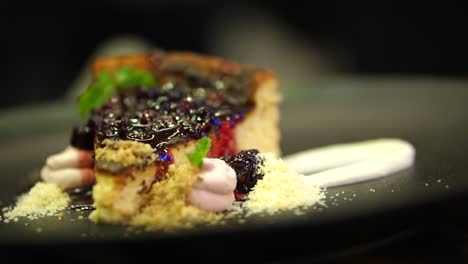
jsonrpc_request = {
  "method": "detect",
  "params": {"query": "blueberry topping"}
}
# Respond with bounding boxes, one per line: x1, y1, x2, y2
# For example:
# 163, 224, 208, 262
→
70, 125, 94, 151
83, 57, 256, 180
88, 77, 253, 159
224, 149, 264, 195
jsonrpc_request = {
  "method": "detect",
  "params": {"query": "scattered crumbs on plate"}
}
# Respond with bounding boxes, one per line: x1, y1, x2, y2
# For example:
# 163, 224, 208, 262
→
240, 153, 326, 217
56, 213, 64, 220
293, 209, 305, 216
3, 182, 70, 222
224, 212, 236, 219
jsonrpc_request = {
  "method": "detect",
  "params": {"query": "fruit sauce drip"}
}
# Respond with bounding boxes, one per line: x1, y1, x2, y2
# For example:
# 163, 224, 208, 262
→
223, 149, 265, 201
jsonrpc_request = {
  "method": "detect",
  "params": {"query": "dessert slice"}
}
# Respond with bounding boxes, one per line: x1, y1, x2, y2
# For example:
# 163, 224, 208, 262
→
81, 51, 281, 224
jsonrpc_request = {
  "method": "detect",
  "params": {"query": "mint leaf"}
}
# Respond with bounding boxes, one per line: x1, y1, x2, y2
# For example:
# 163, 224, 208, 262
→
115, 67, 157, 89
187, 137, 212, 168
77, 67, 157, 117
139, 73, 157, 87
78, 71, 113, 117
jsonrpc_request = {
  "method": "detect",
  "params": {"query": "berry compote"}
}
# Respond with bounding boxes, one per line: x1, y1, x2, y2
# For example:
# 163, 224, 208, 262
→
73, 56, 257, 185
224, 149, 265, 201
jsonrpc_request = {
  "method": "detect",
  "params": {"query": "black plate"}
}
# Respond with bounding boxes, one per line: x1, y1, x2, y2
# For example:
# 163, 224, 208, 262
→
1, 77, 467, 262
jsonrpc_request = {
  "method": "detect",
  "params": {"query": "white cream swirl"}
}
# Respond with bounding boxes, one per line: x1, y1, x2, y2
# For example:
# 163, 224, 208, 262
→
40, 146, 95, 190
188, 158, 237, 212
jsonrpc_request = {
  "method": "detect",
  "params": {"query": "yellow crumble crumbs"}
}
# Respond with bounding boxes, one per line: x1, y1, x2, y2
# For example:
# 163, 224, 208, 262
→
95, 139, 156, 168
91, 152, 325, 231
129, 163, 224, 231
3, 182, 70, 221
1, 151, 325, 232
240, 153, 325, 216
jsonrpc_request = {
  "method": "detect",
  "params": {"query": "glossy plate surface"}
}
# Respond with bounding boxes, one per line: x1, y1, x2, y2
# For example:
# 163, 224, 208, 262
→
1, 77, 467, 262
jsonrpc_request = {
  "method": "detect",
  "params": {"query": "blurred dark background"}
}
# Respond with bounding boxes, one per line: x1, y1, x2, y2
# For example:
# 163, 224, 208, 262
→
3, 0, 468, 109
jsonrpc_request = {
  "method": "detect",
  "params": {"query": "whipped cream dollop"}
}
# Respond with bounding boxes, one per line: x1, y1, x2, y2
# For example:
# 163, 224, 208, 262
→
40, 146, 95, 190
188, 158, 237, 212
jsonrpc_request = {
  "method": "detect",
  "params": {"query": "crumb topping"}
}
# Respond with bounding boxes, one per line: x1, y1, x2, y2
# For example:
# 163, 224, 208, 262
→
95, 139, 156, 172
130, 163, 223, 231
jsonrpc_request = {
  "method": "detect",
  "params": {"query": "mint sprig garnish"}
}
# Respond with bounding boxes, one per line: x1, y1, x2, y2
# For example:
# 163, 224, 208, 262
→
187, 137, 212, 168
77, 67, 157, 117
78, 71, 114, 117
114, 67, 157, 89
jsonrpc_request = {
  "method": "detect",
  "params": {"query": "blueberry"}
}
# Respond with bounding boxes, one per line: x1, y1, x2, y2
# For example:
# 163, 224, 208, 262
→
225, 149, 264, 194
70, 125, 94, 151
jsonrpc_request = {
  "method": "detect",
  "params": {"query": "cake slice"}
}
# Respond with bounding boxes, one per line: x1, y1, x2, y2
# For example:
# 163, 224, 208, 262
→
82, 51, 281, 224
